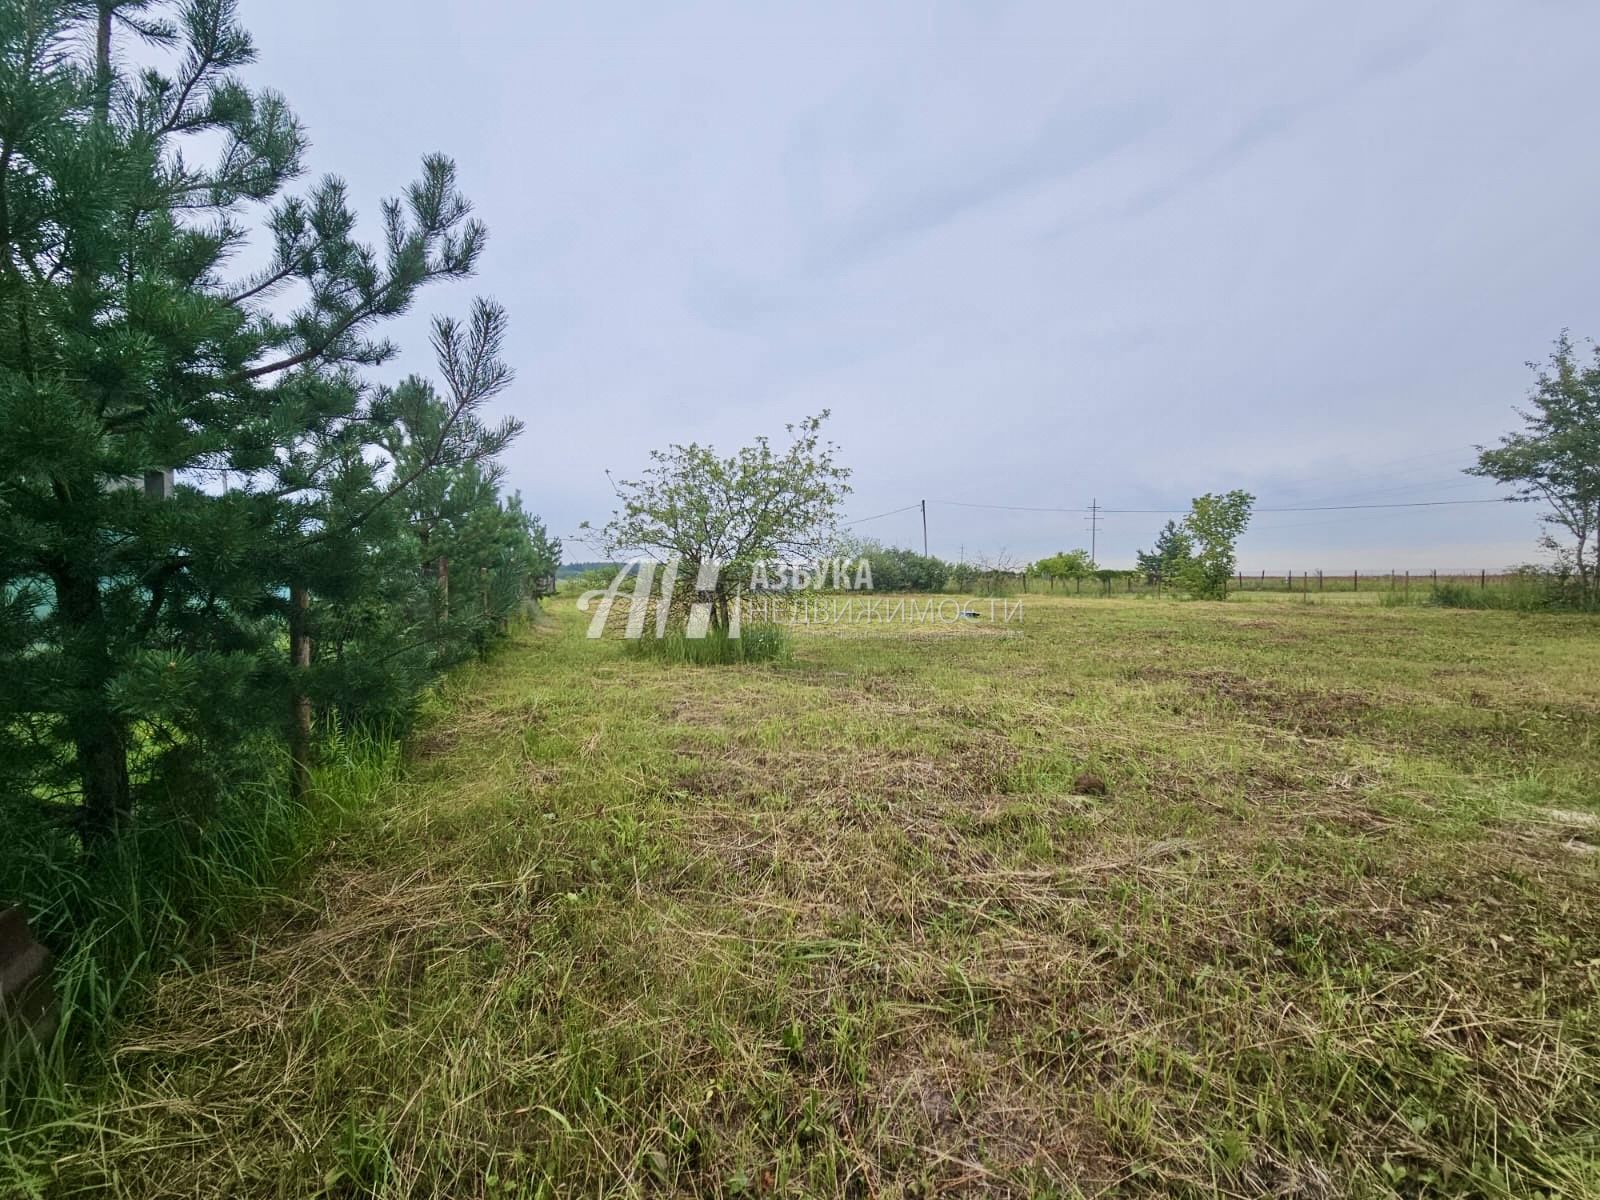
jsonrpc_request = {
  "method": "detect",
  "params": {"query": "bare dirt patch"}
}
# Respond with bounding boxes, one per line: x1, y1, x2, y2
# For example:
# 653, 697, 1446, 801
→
1134, 667, 1375, 737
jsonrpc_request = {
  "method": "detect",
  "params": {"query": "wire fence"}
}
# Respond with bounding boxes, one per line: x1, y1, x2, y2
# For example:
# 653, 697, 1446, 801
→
1227, 569, 1516, 595
994, 569, 1528, 597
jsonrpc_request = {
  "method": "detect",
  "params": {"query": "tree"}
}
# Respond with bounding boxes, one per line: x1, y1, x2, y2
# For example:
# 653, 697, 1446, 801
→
970, 549, 1024, 596
1033, 550, 1094, 589
842, 538, 949, 592
1135, 520, 1193, 585
1468, 333, 1599, 604
0, 1, 548, 842
589, 414, 851, 629
1178, 491, 1254, 600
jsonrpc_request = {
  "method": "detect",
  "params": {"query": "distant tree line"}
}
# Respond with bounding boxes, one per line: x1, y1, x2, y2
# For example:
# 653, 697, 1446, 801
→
0, 1, 556, 852
557, 561, 621, 580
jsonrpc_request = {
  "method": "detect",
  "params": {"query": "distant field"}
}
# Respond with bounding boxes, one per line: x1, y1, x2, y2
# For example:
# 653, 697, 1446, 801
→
19, 594, 1600, 1197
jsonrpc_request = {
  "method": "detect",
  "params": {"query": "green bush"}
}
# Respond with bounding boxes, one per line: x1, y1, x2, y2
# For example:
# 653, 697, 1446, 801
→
856, 546, 950, 592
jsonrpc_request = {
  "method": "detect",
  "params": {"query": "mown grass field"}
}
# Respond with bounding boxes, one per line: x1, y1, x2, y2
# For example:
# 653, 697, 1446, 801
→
11, 593, 1600, 1198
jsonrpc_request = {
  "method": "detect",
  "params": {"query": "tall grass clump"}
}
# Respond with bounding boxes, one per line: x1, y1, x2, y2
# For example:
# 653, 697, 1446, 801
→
1427, 567, 1590, 611
625, 622, 790, 665
0, 727, 402, 1138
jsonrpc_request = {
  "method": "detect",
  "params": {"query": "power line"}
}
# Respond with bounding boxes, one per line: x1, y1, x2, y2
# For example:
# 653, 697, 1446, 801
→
839, 502, 921, 528
940, 499, 1093, 513
840, 492, 1523, 550
931, 496, 1519, 515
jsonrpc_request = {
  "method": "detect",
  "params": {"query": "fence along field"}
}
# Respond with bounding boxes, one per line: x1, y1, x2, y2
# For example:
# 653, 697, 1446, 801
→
967, 567, 1531, 596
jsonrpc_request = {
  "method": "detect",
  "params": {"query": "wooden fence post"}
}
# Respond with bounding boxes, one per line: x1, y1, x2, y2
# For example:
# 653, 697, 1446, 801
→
1353, 570, 1359, 592
1481, 569, 1487, 589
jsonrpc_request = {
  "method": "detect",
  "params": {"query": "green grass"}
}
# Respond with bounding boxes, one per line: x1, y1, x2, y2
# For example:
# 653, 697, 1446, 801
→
0, 727, 403, 1181
624, 621, 790, 665
1427, 580, 1565, 611
6, 594, 1600, 1198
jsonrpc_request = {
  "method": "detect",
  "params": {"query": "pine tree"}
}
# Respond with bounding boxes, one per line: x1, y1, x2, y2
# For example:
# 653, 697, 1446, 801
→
0, 1, 550, 844
1135, 520, 1193, 585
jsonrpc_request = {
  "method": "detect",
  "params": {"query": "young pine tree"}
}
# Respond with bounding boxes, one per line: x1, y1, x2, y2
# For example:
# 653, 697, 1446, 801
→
0, 1, 541, 842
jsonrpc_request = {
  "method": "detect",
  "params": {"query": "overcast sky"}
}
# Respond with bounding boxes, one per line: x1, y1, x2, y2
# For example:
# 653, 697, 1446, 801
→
240, 0, 1599, 569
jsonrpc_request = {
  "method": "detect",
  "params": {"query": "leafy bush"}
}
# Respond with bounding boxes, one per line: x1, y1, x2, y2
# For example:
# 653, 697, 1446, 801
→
857, 546, 951, 592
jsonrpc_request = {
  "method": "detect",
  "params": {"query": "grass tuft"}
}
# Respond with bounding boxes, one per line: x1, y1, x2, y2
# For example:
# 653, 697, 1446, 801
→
624, 621, 790, 665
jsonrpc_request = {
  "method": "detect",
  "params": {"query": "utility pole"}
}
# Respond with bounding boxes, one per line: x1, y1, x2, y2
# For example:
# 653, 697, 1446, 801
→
921, 499, 928, 557
1086, 498, 1102, 565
